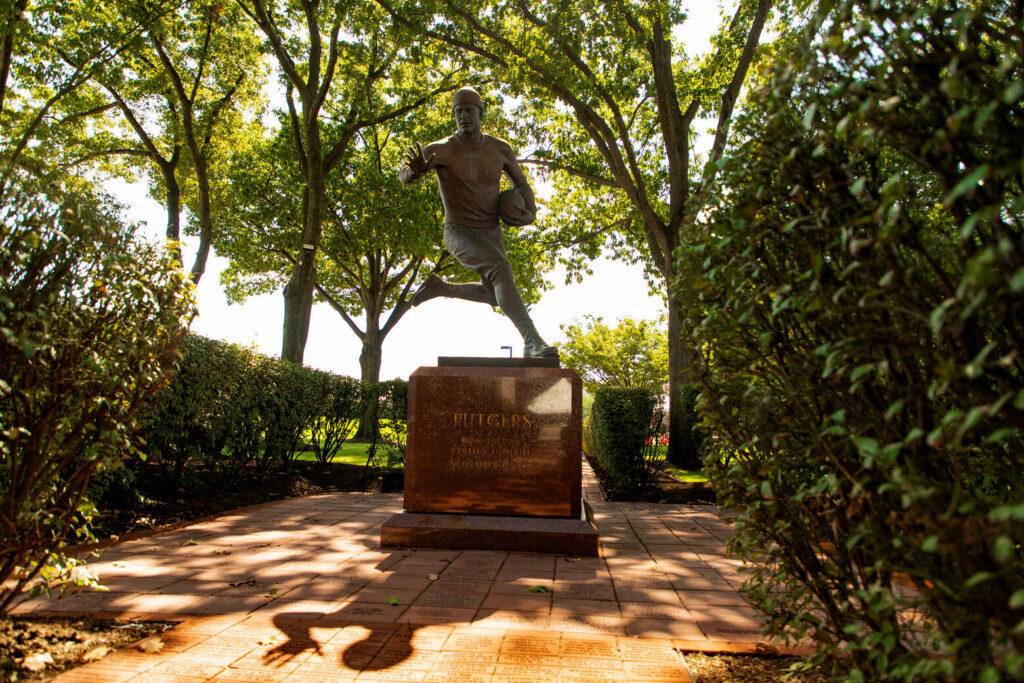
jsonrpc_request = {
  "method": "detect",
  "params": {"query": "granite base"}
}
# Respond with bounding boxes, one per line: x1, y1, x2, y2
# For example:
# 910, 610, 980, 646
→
380, 502, 600, 556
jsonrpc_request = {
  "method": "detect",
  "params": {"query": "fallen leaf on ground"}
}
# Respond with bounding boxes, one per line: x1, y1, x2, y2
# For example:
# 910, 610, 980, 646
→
264, 588, 278, 597
21, 653, 54, 672
81, 646, 113, 662
566, 557, 581, 562
179, 539, 198, 547
136, 637, 165, 654
388, 597, 402, 605
427, 574, 439, 581
211, 550, 231, 556
528, 585, 551, 593
229, 577, 257, 587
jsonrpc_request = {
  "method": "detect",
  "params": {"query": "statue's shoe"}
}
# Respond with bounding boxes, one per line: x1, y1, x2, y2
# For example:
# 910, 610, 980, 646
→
411, 273, 444, 307
524, 339, 559, 359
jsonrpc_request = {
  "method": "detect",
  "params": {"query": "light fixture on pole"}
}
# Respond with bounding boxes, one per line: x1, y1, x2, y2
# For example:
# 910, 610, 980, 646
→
500, 345, 513, 358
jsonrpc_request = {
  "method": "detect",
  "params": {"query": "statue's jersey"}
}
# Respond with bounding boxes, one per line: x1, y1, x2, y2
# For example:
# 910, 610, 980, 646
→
424, 134, 513, 229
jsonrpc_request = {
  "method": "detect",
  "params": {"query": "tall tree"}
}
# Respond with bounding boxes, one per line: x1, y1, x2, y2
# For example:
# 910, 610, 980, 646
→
0, 0, 159, 195
559, 315, 668, 395
237, 0, 463, 363
53, 0, 265, 283
379, 0, 784, 467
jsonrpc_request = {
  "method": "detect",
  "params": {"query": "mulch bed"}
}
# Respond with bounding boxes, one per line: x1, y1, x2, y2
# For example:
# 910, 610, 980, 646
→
584, 453, 718, 505
0, 617, 174, 682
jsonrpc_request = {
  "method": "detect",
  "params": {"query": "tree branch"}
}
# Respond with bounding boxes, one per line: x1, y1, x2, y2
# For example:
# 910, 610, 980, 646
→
519, 156, 618, 188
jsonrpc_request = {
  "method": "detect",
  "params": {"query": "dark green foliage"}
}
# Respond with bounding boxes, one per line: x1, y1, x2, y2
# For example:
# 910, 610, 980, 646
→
686, 2, 1024, 679
141, 335, 368, 478
0, 178, 193, 612
364, 380, 409, 469
587, 387, 664, 489
666, 383, 704, 469
305, 373, 362, 465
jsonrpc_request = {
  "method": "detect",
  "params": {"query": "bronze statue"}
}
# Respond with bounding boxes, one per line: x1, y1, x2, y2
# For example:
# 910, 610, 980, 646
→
400, 86, 558, 359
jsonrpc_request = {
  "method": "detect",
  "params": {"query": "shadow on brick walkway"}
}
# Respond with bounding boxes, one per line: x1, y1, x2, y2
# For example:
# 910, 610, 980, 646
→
12, 461, 814, 682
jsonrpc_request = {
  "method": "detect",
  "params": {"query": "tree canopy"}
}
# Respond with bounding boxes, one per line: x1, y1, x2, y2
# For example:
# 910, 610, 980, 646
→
559, 315, 668, 395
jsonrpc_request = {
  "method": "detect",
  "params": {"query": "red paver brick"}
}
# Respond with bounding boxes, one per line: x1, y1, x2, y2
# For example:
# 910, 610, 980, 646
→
499, 632, 560, 656
622, 660, 693, 682
471, 608, 549, 630
212, 669, 291, 681
441, 630, 502, 653
51, 665, 137, 682
421, 673, 490, 683
559, 634, 618, 658
625, 618, 705, 640
615, 637, 678, 662
399, 606, 475, 625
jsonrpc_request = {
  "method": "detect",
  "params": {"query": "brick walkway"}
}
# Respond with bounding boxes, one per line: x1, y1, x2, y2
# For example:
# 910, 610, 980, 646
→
12, 462, 810, 682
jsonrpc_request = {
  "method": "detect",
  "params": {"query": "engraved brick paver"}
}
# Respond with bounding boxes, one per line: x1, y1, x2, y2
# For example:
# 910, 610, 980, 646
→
39, 461, 830, 682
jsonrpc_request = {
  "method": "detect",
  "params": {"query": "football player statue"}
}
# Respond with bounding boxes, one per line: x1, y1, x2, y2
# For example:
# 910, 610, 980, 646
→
399, 85, 558, 360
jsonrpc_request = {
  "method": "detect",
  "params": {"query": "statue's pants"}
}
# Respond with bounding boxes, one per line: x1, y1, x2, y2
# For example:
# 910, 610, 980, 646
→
442, 223, 540, 341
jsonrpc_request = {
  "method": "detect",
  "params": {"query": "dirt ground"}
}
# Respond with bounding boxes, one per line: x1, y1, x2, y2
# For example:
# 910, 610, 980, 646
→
0, 617, 173, 682
1, 458, 834, 681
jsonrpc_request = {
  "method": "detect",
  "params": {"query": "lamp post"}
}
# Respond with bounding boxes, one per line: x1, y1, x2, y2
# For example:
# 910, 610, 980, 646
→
500, 345, 512, 358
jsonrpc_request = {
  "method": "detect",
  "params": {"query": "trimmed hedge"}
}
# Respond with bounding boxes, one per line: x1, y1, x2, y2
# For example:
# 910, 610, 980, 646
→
140, 335, 398, 483
586, 387, 664, 489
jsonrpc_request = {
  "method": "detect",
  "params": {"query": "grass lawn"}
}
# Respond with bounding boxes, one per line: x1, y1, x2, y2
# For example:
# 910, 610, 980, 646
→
291, 442, 386, 467
664, 465, 709, 483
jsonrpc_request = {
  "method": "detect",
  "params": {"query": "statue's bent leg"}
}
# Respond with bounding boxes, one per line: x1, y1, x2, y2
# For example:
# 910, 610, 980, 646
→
443, 224, 558, 358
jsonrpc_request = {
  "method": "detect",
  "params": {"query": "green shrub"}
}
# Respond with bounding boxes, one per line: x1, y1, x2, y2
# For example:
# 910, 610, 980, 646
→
686, 2, 1024, 679
304, 373, 362, 464
142, 334, 371, 475
588, 387, 664, 489
364, 380, 408, 469
0, 178, 193, 612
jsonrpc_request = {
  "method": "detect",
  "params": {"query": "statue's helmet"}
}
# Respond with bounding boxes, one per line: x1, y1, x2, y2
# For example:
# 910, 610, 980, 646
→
452, 86, 484, 111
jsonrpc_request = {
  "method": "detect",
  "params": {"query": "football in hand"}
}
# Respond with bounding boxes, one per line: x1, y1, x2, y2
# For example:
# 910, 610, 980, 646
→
497, 187, 536, 226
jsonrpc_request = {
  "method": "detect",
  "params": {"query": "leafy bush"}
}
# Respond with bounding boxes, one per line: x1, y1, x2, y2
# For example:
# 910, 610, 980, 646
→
304, 373, 362, 464
364, 380, 408, 469
587, 387, 664, 489
142, 334, 369, 476
686, 2, 1023, 680
0, 179, 193, 612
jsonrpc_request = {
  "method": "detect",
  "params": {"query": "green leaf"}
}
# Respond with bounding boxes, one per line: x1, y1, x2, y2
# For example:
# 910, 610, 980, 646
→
850, 364, 873, 382
921, 535, 939, 552
1009, 590, 1024, 610
388, 597, 402, 605
528, 585, 551, 593
993, 536, 1015, 563
1003, 81, 1024, 104
802, 103, 817, 130
980, 667, 1000, 683
945, 164, 989, 205
1009, 267, 1024, 294
852, 437, 878, 457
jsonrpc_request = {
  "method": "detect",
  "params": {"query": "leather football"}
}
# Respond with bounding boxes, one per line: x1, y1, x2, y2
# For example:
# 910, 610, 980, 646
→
497, 187, 536, 226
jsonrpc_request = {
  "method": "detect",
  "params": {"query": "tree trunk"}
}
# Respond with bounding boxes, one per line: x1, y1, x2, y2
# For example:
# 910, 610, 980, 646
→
355, 325, 383, 439
281, 124, 325, 363
665, 289, 701, 469
161, 154, 183, 270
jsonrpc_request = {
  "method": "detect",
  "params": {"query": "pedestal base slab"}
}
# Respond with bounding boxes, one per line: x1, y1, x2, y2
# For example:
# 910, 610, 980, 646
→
381, 505, 600, 556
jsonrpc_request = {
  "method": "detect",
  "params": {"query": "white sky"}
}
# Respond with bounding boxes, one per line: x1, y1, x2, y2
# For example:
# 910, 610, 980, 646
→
112, 1, 731, 381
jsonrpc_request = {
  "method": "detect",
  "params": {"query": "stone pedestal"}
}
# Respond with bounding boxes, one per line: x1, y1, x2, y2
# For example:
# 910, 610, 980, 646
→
381, 359, 599, 556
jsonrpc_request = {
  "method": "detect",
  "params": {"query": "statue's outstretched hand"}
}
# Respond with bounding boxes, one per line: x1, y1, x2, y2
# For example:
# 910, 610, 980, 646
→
404, 143, 436, 175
